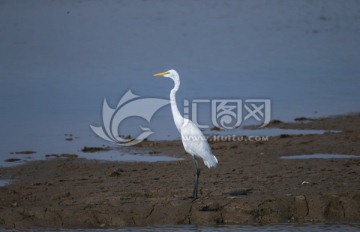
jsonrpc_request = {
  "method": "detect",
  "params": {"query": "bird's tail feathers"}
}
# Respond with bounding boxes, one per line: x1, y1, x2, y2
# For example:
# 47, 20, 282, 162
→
204, 154, 218, 168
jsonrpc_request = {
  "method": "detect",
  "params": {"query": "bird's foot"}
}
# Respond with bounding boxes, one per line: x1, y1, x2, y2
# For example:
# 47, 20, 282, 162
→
182, 195, 198, 201
191, 191, 198, 202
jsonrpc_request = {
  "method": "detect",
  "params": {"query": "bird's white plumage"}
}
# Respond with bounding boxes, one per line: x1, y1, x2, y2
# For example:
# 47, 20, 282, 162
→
154, 69, 218, 199
154, 69, 218, 169
181, 119, 218, 168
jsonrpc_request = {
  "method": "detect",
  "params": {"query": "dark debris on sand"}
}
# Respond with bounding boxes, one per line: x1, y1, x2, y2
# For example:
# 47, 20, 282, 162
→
0, 113, 360, 228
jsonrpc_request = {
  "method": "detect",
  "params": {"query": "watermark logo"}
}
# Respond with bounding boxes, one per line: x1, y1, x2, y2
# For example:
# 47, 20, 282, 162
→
90, 90, 169, 146
244, 99, 271, 128
212, 99, 242, 129
91, 90, 271, 146
185, 99, 271, 129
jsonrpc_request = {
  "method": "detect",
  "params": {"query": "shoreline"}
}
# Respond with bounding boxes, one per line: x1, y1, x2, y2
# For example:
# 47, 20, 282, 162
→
0, 113, 360, 228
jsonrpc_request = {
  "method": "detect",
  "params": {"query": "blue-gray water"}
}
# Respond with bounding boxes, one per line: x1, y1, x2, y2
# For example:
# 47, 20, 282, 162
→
1, 0, 360, 165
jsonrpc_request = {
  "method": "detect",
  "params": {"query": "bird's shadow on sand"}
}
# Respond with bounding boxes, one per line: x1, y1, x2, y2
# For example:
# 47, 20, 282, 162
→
227, 189, 253, 196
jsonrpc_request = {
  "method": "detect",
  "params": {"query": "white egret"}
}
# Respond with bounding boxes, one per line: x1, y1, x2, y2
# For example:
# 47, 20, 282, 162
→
153, 69, 218, 200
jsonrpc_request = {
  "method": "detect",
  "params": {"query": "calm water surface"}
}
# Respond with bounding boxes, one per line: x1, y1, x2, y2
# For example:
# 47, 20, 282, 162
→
1, 0, 360, 165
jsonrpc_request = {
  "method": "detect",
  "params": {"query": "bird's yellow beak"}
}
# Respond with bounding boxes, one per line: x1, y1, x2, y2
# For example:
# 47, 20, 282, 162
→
153, 71, 169, 77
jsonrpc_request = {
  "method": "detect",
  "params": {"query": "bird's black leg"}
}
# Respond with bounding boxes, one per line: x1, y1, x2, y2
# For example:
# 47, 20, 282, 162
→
192, 157, 200, 201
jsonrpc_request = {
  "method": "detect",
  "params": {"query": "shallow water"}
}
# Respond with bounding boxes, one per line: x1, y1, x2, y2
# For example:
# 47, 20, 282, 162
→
0, 127, 336, 167
205, 128, 339, 138
0, 179, 11, 187
1, 1, 360, 166
80, 152, 183, 163
280, 154, 360, 160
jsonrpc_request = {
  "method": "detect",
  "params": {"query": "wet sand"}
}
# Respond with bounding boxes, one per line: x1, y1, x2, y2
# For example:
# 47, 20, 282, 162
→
0, 113, 360, 228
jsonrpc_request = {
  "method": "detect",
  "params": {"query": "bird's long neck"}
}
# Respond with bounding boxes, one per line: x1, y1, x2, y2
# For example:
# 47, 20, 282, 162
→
170, 78, 184, 132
